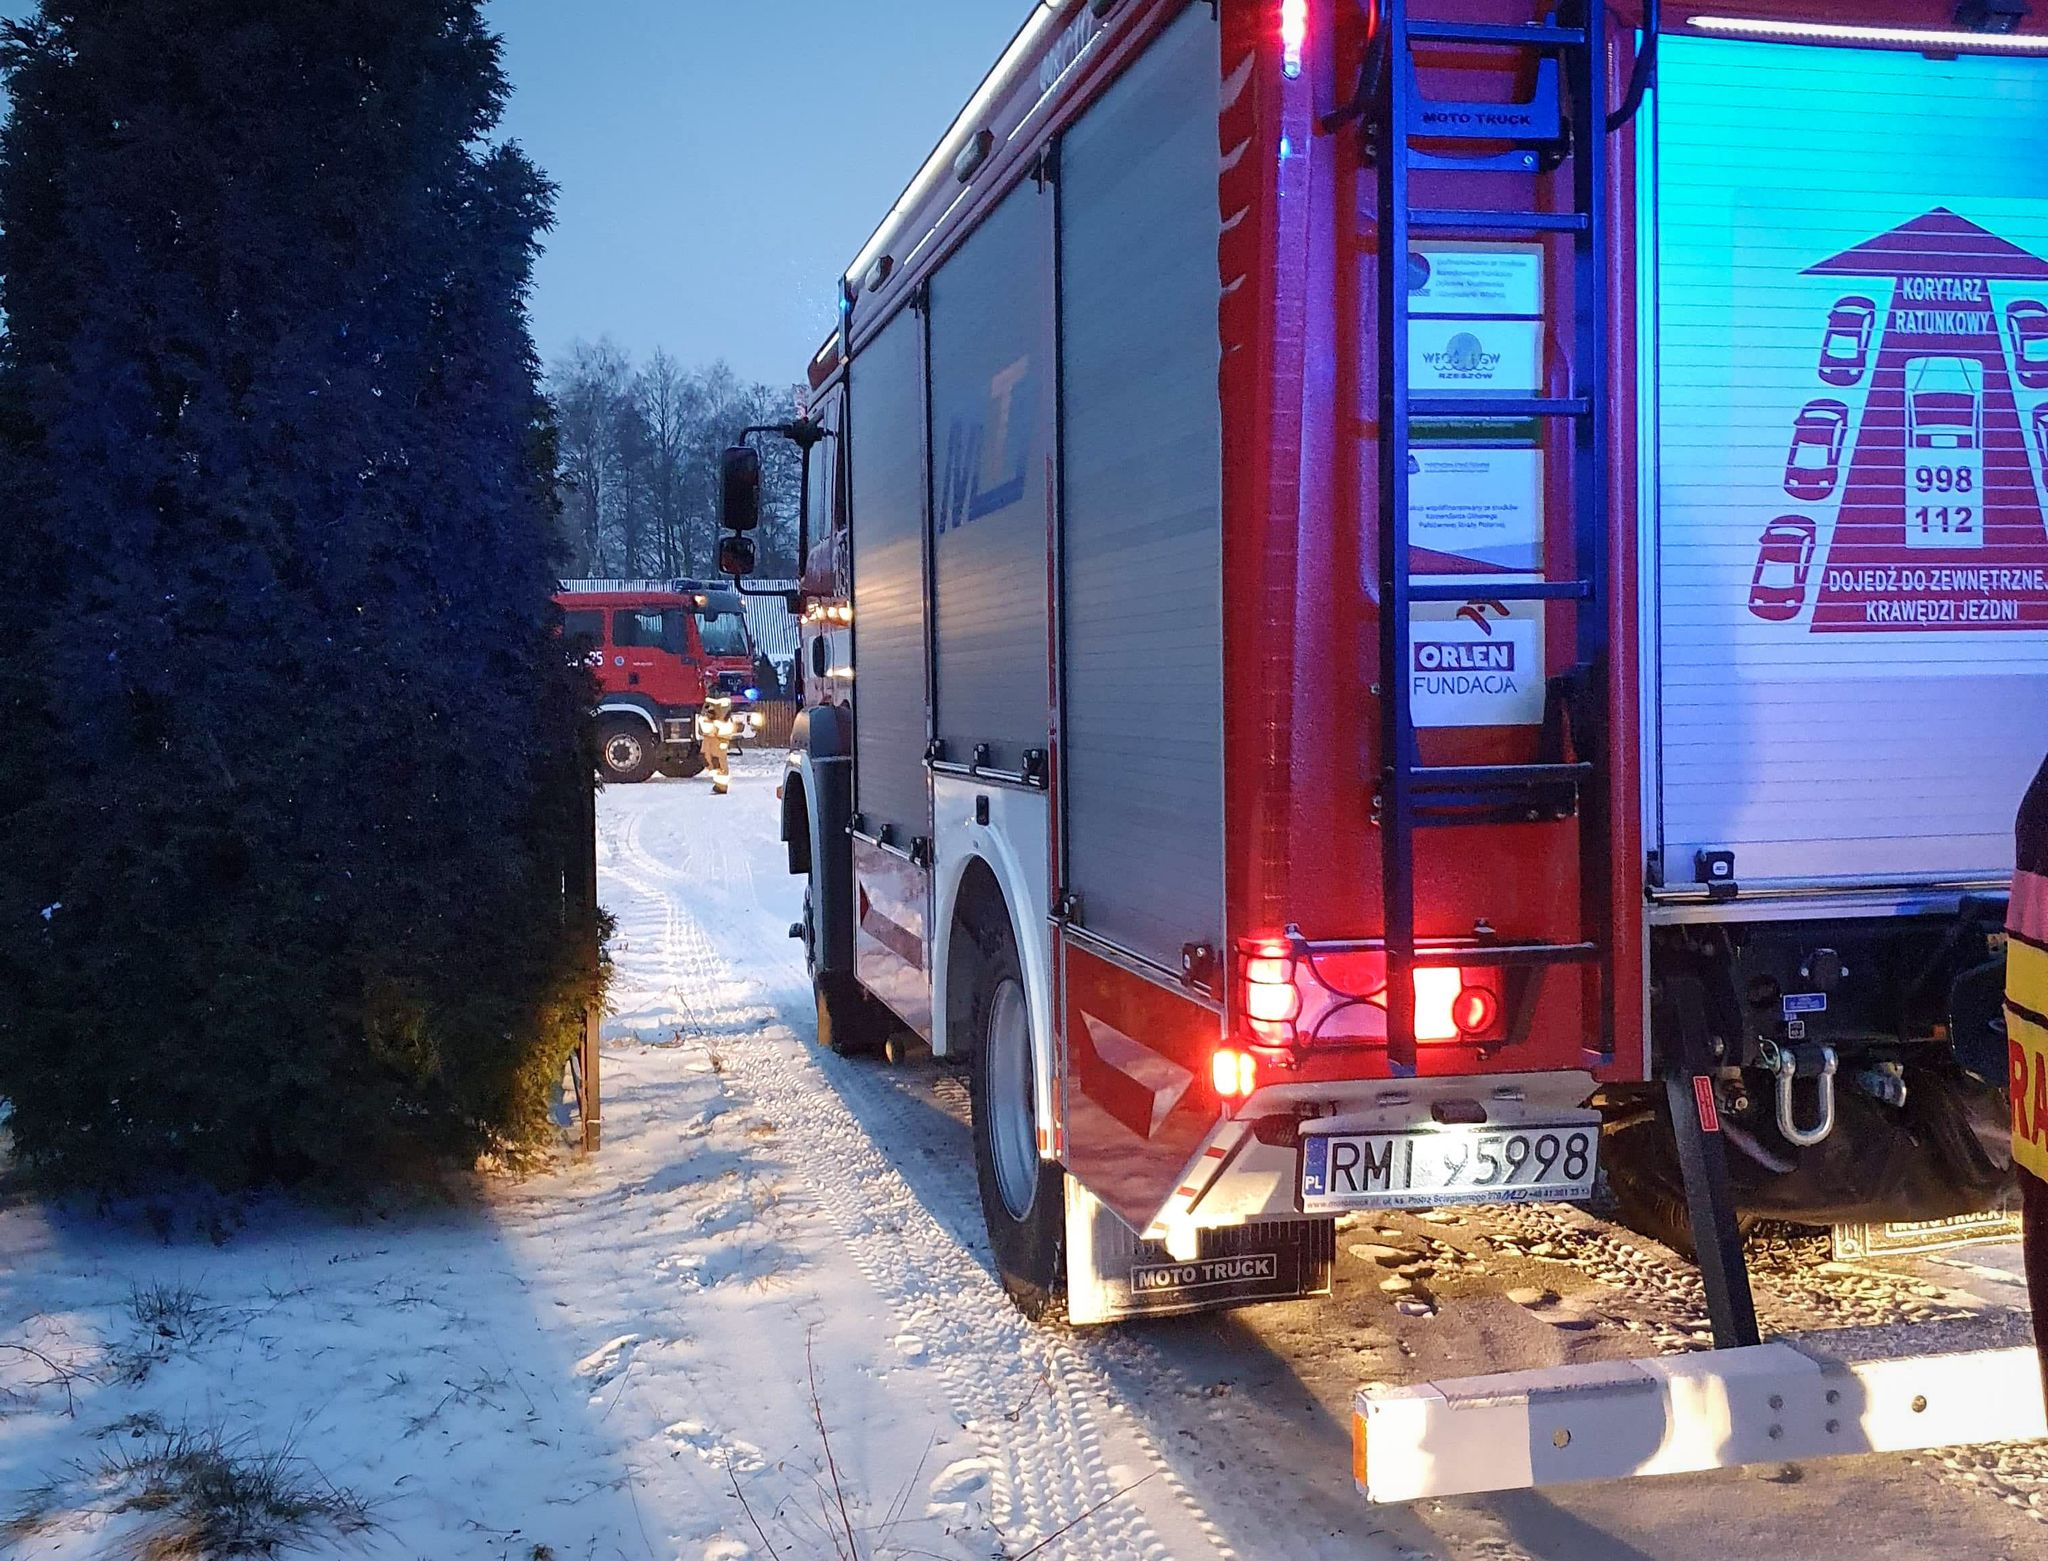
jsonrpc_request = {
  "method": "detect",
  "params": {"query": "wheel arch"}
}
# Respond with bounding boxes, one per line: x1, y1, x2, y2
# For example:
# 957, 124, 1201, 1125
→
594, 697, 660, 734
789, 703, 855, 978
780, 766, 812, 876
932, 808, 1057, 1165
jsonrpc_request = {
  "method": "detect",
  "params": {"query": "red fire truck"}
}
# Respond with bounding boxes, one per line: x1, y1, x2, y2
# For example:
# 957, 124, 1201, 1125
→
555, 580, 764, 783
722, 0, 2048, 1495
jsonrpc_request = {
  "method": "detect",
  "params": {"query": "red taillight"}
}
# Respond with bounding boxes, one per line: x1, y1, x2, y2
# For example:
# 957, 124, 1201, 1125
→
1239, 936, 1302, 1046
1243, 978, 1300, 1024
1213, 1048, 1258, 1099
1369, 967, 1503, 1043
1453, 985, 1499, 1037
1280, 0, 1308, 78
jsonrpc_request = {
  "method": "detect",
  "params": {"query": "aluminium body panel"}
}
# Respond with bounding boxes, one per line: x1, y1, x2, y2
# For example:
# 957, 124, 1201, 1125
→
1057, 2, 1225, 971
928, 180, 1055, 775
1651, 35, 2048, 893
848, 308, 933, 844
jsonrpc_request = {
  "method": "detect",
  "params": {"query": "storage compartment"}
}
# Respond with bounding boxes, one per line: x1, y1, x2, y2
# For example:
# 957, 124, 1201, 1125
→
1650, 34, 2048, 889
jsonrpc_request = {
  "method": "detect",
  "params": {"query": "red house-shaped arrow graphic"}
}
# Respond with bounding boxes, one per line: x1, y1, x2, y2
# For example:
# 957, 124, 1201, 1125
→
1801, 209, 2048, 632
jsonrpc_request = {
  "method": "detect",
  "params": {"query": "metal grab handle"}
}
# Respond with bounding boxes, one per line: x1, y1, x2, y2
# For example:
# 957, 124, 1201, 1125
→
1770, 1044, 1838, 1148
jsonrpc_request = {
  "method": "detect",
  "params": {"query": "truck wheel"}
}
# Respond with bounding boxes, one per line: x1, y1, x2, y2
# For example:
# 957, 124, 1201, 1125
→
596, 720, 657, 784
964, 908, 1064, 1319
1608, 1158, 1758, 1264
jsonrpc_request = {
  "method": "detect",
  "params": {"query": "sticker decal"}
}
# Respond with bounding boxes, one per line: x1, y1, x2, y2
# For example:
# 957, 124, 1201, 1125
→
1783, 992, 1828, 1016
1408, 601, 1545, 729
1751, 210, 2048, 632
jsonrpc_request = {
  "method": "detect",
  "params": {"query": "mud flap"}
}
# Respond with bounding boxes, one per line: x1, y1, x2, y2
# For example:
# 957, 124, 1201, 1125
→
1064, 1178, 1334, 1325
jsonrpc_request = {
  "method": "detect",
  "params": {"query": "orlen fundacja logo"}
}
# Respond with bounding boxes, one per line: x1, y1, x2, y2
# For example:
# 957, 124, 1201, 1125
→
1414, 640, 1516, 675
1420, 330, 1504, 383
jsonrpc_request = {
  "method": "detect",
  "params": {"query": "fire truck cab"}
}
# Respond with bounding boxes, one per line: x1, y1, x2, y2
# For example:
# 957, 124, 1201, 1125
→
727, 0, 2048, 1497
556, 580, 764, 783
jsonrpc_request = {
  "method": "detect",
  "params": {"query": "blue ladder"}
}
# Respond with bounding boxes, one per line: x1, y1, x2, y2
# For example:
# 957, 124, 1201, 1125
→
1371, 2, 1617, 1075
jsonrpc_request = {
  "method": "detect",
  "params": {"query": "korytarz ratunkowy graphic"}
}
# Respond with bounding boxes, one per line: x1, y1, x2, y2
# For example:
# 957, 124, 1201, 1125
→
1750, 208, 2048, 632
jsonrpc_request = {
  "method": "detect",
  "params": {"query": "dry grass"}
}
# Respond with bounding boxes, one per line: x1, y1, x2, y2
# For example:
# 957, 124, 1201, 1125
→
7, 1423, 373, 1558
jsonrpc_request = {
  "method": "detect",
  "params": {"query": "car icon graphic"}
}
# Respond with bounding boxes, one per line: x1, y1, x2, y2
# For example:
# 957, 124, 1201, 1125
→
2008, 299, 2048, 391
1783, 399, 1850, 501
1906, 355, 1984, 450
1748, 515, 1818, 624
1818, 296, 1877, 387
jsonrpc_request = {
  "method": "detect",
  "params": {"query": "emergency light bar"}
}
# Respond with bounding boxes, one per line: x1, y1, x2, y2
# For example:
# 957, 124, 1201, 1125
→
1687, 13, 2048, 51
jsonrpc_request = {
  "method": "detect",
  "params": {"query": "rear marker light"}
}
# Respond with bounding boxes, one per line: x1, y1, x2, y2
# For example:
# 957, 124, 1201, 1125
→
1281, 0, 1308, 77
1213, 1049, 1258, 1099
1453, 986, 1499, 1037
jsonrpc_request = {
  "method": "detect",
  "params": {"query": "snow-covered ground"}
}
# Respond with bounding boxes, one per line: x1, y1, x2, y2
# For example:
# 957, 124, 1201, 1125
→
2, 760, 2044, 1560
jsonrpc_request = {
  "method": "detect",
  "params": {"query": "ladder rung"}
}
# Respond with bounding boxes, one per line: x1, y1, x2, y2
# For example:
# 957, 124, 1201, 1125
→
1410, 208, 1589, 234
1409, 942, 1600, 970
1407, 580, 1592, 603
1411, 396, 1589, 419
1406, 20, 1586, 47
1408, 764, 1593, 791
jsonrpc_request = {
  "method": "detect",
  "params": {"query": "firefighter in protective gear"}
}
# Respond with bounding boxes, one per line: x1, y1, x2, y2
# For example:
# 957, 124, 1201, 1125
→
694, 691, 766, 797
696, 692, 738, 796
2008, 756, 2048, 1398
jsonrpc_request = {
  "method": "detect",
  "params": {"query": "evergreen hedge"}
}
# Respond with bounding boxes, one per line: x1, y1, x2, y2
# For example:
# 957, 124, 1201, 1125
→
0, 0, 602, 1189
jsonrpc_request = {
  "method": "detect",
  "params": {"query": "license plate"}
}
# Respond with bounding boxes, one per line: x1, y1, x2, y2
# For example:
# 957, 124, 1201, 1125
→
1300, 1121, 1598, 1212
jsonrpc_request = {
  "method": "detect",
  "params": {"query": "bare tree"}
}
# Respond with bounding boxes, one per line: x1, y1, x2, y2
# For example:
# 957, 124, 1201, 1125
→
546, 343, 800, 582
550, 339, 634, 576
637, 350, 690, 577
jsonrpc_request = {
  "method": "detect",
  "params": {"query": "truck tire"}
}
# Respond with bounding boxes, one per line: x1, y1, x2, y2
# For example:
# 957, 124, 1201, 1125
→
596, 719, 657, 784
963, 903, 1064, 1319
1607, 1154, 1758, 1264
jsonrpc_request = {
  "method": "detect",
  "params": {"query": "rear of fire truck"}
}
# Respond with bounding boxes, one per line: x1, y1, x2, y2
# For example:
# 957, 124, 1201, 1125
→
735, 0, 2048, 1500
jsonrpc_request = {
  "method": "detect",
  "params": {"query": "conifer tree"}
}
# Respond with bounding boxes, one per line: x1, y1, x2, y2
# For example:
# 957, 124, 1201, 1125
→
0, 0, 598, 1186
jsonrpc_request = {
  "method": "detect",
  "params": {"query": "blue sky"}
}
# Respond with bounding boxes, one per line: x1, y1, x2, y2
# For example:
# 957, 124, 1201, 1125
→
486, 0, 1029, 386
0, 3, 1025, 384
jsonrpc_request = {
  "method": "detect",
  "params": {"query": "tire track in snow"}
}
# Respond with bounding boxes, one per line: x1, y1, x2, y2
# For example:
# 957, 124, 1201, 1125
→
598, 805, 1240, 1561
604, 781, 2048, 1550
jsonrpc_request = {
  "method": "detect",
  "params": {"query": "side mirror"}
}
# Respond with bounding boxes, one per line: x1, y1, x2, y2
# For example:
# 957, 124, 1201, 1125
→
720, 444, 762, 534
718, 534, 757, 578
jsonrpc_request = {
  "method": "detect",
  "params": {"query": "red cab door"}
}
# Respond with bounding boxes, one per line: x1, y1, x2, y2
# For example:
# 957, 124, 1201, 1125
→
611, 607, 702, 707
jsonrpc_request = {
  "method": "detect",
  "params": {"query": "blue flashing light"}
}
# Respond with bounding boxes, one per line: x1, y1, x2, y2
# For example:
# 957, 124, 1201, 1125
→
743, 687, 760, 703
1279, 135, 1293, 160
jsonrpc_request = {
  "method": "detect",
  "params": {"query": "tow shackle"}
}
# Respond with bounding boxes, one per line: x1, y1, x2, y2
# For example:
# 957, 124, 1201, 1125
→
1764, 1041, 1838, 1149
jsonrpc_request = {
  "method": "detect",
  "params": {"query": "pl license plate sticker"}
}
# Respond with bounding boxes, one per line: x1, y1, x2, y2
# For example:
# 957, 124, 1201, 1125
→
1301, 1123, 1598, 1212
